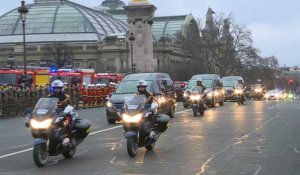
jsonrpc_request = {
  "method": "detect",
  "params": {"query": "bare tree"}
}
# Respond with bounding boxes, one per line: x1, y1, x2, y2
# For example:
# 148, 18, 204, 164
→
42, 42, 74, 68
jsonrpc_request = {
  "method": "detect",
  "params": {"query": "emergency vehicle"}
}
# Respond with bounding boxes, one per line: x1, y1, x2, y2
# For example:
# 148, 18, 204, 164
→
93, 73, 125, 86
50, 68, 95, 85
0, 69, 34, 87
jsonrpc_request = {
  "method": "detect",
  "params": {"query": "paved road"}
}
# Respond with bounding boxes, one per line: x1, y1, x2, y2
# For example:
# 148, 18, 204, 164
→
0, 100, 300, 175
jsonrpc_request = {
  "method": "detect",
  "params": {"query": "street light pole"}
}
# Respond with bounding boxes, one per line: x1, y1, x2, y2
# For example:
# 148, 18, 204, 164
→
18, 1, 28, 86
129, 33, 135, 74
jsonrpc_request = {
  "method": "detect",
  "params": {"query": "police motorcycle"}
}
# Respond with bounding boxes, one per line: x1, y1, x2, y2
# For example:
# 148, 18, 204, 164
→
253, 84, 264, 101
25, 98, 91, 167
234, 85, 245, 105
121, 94, 170, 157
190, 86, 206, 117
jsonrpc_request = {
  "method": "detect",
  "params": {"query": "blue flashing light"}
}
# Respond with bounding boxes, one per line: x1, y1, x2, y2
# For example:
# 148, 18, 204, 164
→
50, 67, 58, 73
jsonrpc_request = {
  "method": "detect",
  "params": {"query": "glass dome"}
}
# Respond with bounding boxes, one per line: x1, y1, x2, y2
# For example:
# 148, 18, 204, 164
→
0, 0, 127, 43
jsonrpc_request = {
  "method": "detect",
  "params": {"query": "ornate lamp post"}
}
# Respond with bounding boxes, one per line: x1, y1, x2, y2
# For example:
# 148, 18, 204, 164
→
7, 53, 15, 69
128, 33, 135, 74
132, 62, 137, 74
18, 1, 29, 86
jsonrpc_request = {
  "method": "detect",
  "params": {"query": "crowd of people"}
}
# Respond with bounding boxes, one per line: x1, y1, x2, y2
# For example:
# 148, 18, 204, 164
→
0, 82, 117, 119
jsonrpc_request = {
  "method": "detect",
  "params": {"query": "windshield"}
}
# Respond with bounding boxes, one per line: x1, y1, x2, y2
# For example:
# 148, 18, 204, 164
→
33, 98, 59, 119
191, 86, 203, 94
0, 74, 16, 85
255, 84, 262, 89
188, 79, 213, 89
222, 80, 237, 87
94, 78, 111, 86
116, 81, 152, 94
124, 95, 147, 113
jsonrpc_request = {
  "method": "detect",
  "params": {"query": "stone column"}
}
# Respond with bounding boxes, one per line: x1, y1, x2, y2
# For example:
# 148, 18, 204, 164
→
124, 0, 157, 73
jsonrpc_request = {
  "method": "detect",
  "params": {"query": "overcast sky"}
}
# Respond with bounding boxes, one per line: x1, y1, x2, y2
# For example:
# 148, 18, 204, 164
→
1, 0, 299, 66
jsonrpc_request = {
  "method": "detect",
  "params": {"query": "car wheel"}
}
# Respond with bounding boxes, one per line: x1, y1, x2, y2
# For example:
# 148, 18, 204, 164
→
107, 118, 116, 124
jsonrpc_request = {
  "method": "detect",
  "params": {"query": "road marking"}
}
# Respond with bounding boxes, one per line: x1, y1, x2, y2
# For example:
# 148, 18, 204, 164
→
89, 125, 122, 136
197, 146, 231, 175
0, 109, 191, 160
0, 148, 33, 159
253, 164, 262, 175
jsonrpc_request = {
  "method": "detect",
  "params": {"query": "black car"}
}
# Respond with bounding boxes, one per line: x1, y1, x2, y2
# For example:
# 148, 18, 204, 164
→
106, 73, 177, 124
221, 76, 245, 101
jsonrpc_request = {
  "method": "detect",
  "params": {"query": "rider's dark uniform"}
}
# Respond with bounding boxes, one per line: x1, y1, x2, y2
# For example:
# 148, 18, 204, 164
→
137, 91, 154, 104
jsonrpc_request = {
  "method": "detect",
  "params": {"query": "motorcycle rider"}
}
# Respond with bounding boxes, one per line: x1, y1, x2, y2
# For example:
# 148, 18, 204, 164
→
235, 78, 246, 100
136, 80, 154, 104
48, 80, 73, 147
195, 78, 207, 109
135, 79, 158, 140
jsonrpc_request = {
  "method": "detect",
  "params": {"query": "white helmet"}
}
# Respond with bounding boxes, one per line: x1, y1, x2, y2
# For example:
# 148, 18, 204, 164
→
82, 82, 87, 86
91, 84, 95, 87
196, 78, 202, 82
137, 80, 148, 87
257, 79, 262, 82
88, 84, 92, 87
51, 80, 64, 88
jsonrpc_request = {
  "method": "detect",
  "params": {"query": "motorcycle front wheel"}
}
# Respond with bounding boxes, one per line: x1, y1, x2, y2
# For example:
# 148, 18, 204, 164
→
33, 144, 49, 167
127, 136, 138, 157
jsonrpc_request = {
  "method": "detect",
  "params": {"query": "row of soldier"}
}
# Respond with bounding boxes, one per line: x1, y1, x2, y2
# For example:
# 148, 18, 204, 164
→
80, 82, 116, 109
0, 82, 117, 118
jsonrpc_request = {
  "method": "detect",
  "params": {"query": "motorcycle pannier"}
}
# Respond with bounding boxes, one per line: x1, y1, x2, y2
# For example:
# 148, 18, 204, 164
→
155, 114, 170, 132
75, 119, 92, 136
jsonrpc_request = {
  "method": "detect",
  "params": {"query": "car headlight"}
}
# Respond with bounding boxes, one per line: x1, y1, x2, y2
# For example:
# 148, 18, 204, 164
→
122, 113, 143, 123
107, 101, 112, 108
265, 94, 269, 98
30, 119, 53, 129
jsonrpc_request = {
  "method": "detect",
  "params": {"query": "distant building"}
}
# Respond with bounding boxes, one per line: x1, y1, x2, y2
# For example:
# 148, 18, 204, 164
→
0, 0, 199, 76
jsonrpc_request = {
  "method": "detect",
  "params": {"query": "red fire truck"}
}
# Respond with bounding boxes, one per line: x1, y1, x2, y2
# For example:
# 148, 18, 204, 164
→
50, 68, 95, 85
93, 73, 125, 86
0, 69, 34, 87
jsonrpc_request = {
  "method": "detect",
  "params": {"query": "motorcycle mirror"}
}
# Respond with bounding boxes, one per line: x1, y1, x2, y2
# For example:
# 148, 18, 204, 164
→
56, 108, 63, 114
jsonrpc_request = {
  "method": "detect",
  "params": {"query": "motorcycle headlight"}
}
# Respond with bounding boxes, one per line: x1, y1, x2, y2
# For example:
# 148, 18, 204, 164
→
234, 90, 243, 94
30, 119, 53, 129
183, 92, 189, 97
158, 97, 166, 104
207, 92, 213, 97
255, 89, 262, 93
190, 95, 201, 100
107, 101, 112, 108
122, 113, 143, 123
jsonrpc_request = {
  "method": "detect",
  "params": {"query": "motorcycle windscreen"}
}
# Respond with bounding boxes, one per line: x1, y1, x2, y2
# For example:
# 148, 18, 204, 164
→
33, 98, 59, 119
191, 86, 203, 94
124, 95, 147, 114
